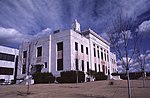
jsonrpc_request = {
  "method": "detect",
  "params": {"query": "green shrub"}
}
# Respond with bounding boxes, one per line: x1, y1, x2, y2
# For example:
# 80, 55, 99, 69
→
86, 69, 95, 77
32, 72, 55, 84
57, 71, 85, 83
94, 72, 107, 81
0, 79, 5, 83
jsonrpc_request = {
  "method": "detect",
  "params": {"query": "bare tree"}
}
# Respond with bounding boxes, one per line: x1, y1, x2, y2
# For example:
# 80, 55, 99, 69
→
26, 40, 39, 94
136, 49, 147, 87
136, 32, 148, 88
17, 40, 39, 94
105, 10, 138, 98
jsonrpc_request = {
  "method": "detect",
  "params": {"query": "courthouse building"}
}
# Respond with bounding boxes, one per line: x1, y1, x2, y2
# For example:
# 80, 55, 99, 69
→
17, 20, 117, 81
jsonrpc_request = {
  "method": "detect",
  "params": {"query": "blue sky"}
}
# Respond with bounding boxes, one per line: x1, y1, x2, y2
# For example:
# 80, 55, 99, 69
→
0, 0, 150, 72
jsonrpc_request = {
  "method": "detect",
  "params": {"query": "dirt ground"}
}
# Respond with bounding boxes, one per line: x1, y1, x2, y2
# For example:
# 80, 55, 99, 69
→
0, 80, 150, 98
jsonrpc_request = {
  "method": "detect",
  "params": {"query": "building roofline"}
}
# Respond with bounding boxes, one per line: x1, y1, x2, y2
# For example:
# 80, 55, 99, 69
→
82, 28, 110, 46
0, 45, 19, 51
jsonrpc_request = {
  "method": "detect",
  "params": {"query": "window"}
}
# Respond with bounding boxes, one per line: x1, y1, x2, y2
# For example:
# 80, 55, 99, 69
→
22, 64, 26, 74
94, 48, 96, 57
102, 65, 105, 74
37, 47, 42, 57
97, 50, 100, 58
101, 51, 103, 60
75, 59, 78, 70
95, 63, 97, 72
107, 55, 109, 62
45, 62, 47, 68
0, 67, 13, 75
104, 53, 106, 61
23, 51, 27, 58
86, 47, 88, 55
93, 44, 96, 57
0, 52, 15, 62
57, 59, 63, 70
57, 42, 63, 71
106, 66, 107, 74
75, 42, 78, 51
98, 64, 100, 72
82, 60, 84, 71
57, 42, 63, 51
81, 45, 84, 53
87, 62, 89, 72
108, 69, 110, 75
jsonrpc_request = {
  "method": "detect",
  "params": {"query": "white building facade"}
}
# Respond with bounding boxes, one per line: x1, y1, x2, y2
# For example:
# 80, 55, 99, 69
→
0, 45, 19, 84
17, 20, 117, 81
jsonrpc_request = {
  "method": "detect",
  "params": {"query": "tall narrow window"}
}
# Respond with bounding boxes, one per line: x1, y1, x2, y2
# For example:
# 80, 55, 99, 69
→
23, 51, 27, 58
75, 42, 78, 51
97, 46, 99, 58
104, 53, 106, 61
82, 60, 84, 71
37, 46, 42, 57
81, 45, 84, 53
107, 55, 109, 62
86, 47, 88, 55
97, 50, 100, 58
75, 59, 78, 70
23, 51, 27, 64
22, 64, 26, 74
87, 62, 89, 72
94, 48, 96, 57
45, 62, 47, 68
57, 59, 63, 70
57, 42, 63, 51
102, 65, 105, 74
108, 69, 110, 75
101, 51, 103, 60
22, 51, 27, 74
95, 63, 97, 72
57, 42, 63, 71
106, 66, 107, 74
93, 44, 96, 57
98, 64, 100, 72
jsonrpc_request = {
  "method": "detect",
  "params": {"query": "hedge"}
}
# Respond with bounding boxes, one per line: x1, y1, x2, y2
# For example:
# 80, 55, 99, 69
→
94, 72, 108, 81
57, 71, 85, 83
32, 72, 55, 84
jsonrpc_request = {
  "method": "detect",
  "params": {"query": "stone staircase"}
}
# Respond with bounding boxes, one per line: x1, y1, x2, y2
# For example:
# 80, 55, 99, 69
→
112, 76, 122, 80
16, 75, 34, 85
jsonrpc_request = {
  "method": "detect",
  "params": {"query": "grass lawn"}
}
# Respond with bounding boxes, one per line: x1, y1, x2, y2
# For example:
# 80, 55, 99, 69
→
0, 80, 150, 98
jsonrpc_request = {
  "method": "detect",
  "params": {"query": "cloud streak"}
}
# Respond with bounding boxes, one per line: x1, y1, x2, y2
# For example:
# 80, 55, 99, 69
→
0, 0, 150, 34
0, 0, 150, 48
0, 0, 150, 72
